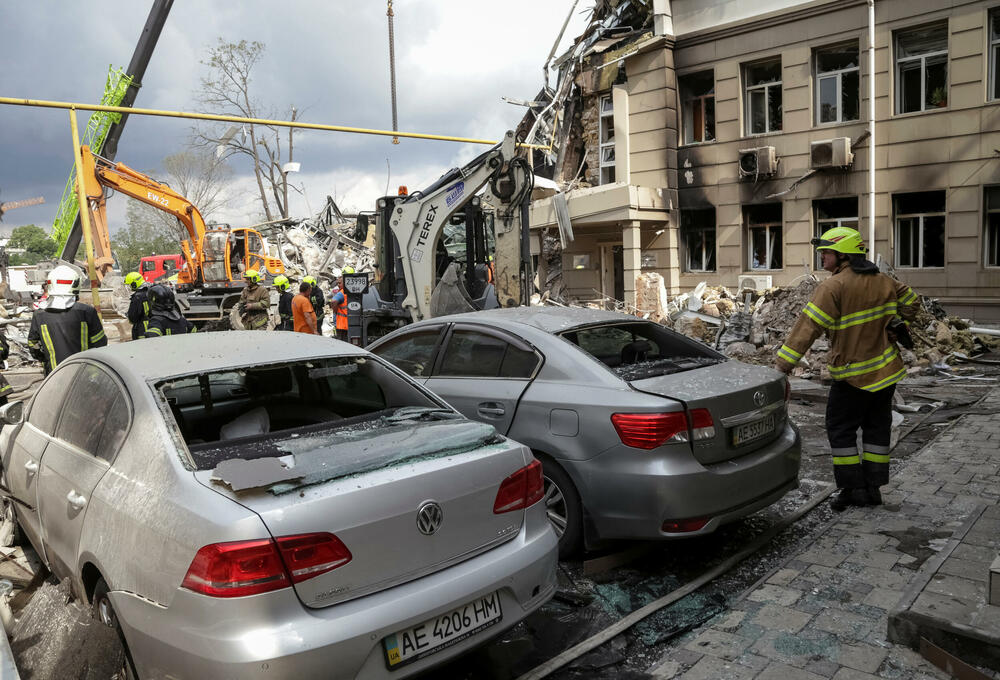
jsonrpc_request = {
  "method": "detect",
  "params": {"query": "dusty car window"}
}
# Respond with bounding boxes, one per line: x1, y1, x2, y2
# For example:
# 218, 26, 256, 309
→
373, 329, 441, 377
96, 394, 130, 463
27, 364, 81, 435
561, 322, 723, 379
438, 331, 508, 377
157, 356, 443, 469
499, 345, 539, 379
56, 365, 122, 456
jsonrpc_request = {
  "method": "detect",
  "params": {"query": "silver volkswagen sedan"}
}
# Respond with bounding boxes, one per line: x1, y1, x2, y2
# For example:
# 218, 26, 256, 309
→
0, 332, 556, 678
368, 307, 801, 557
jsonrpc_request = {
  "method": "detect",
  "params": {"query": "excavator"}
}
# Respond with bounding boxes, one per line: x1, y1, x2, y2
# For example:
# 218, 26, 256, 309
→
358, 130, 535, 342
78, 145, 284, 321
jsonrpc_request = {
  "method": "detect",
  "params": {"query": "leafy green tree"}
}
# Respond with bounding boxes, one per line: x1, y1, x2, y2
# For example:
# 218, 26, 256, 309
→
7, 224, 58, 265
112, 202, 180, 274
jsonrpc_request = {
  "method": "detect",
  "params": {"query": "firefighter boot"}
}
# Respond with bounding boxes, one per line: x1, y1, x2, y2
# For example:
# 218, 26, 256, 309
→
830, 487, 869, 512
866, 485, 883, 506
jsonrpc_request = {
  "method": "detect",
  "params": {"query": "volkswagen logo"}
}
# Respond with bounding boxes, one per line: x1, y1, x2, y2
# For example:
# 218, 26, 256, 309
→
753, 390, 767, 407
416, 501, 443, 535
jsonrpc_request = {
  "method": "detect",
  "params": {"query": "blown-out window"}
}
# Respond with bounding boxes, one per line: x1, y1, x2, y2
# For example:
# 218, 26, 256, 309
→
815, 43, 860, 124
896, 23, 948, 113
985, 187, 1000, 267
894, 191, 945, 268
680, 71, 715, 144
813, 198, 859, 269
681, 208, 716, 272
745, 203, 783, 270
745, 59, 782, 135
599, 95, 615, 184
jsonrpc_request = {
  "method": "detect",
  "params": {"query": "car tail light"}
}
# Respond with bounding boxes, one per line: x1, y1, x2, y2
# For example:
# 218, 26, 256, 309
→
662, 517, 709, 533
612, 409, 715, 449
494, 459, 545, 514
182, 539, 290, 597
182, 533, 352, 597
275, 533, 353, 584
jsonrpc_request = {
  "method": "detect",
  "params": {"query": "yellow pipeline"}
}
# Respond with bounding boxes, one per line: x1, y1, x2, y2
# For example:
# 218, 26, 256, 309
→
0, 96, 552, 150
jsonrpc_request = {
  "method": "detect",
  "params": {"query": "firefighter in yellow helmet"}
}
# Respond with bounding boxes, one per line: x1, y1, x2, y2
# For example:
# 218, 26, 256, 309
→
124, 271, 151, 340
238, 269, 269, 330
274, 275, 294, 331
776, 227, 919, 511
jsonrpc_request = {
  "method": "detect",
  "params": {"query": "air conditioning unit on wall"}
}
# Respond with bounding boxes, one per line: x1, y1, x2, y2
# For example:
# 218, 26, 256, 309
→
737, 274, 773, 292
738, 147, 778, 178
811, 137, 853, 168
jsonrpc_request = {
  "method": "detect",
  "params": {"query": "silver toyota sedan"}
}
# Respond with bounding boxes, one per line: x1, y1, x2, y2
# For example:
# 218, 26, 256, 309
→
368, 307, 802, 557
0, 332, 557, 678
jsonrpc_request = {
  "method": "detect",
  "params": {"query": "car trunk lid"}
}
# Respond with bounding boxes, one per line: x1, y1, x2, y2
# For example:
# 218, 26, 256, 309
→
193, 416, 529, 608
629, 362, 787, 465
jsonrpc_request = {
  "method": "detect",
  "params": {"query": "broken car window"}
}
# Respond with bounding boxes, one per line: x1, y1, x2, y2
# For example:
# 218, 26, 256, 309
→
27, 364, 81, 435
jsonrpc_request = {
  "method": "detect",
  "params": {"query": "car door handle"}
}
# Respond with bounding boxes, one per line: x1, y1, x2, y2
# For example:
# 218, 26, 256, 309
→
24, 460, 38, 474
67, 490, 87, 510
477, 403, 505, 417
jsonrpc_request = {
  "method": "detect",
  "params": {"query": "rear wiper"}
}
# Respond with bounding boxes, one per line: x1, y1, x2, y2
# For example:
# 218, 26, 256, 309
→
385, 406, 460, 423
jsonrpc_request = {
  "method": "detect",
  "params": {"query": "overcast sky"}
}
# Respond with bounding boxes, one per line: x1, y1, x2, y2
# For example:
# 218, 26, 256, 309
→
0, 1, 591, 233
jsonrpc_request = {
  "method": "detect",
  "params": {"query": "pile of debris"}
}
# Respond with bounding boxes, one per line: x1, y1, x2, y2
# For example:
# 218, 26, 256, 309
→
630, 273, 1000, 380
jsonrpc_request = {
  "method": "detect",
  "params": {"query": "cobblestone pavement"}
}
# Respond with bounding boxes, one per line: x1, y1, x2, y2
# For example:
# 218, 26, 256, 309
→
648, 385, 1000, 679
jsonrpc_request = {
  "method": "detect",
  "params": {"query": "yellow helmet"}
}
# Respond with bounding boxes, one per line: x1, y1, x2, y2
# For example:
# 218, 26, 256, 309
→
342, 266, 356, 275
124, 271, 144, 290
244, 269, 262, 283
811, 226, 866, 255
303, 275, 318, 286
273, 275, 290, 291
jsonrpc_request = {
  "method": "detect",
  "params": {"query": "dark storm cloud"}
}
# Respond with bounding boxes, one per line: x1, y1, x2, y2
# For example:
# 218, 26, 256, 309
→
0, 1, 588, 228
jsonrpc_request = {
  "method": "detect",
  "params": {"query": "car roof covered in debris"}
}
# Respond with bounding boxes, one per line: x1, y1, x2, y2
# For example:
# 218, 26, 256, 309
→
76, 331, 366, 380
421, 306, 645, 335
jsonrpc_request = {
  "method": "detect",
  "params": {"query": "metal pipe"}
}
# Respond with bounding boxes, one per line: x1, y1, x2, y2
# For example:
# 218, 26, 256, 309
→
69, 109, 102, 316
0, 96, 549, 149
969, 327, 1000, 337
868, 0, 876, 255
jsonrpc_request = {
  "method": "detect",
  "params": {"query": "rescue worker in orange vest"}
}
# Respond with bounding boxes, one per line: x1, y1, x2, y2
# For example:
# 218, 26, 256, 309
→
776, 227, 919, 511
329, 266, 354, 342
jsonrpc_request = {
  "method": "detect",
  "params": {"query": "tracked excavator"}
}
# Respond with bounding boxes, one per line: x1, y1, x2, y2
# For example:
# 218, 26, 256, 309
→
78, 146, 284, 322
360, 130, 534, 342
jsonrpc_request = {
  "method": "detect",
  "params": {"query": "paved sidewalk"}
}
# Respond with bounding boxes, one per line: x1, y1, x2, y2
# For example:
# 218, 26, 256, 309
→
649, 385, 1000, 680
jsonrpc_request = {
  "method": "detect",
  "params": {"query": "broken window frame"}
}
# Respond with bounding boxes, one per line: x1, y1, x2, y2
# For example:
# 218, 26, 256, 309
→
894, 191, 946, 268
813, 198, 859, 269
991, 10, 1000, 101
745, 203, 783, 271
985, 186, 1000, 267
895, 23, 949, 114
599, 94, 616, 184
744, 58, 783, 136
815, 43, 861, 125
681, 208, 717, 273
680, 71, 716, 145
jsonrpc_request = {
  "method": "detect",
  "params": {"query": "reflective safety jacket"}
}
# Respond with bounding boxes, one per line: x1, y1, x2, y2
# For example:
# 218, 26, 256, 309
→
127, 286, 151, 340
777, 262, 919, 392
239, 284, 270, 330
144, 314, 197, 337
277, 291, 294, 331
331, 290, 348, 331
27, 302, 107, 374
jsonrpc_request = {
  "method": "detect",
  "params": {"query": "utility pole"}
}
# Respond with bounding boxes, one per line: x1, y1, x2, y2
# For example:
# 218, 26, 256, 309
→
282, 107, 296, 219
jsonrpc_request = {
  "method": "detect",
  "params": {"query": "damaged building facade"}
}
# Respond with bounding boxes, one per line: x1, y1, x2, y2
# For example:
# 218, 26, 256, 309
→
526, 0, 1000, 320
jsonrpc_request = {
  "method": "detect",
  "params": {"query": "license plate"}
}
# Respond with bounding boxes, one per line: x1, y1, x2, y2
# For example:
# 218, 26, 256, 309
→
383, 591, 503, 670
732, 414, 776, 446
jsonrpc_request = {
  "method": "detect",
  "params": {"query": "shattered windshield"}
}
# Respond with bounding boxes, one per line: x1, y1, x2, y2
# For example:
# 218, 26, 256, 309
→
559, 321, 724, 380
156, 356, 455, 471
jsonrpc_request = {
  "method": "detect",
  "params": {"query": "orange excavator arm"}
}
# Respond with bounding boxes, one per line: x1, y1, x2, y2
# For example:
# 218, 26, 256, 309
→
79, 144, 204, 283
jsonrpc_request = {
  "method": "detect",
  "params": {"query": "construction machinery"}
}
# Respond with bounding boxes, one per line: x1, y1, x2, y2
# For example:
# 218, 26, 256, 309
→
78, 145, 284, 321
359, 130, 534, 342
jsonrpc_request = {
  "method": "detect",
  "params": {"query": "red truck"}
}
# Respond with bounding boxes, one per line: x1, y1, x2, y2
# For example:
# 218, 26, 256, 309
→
139, 254, 183, 283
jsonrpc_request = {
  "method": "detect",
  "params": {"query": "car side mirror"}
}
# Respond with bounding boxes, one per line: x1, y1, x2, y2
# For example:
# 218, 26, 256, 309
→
0, 402, 23, 426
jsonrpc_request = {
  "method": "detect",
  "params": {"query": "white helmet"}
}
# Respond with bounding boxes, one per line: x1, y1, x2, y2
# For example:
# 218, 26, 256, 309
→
45, 265, 81, 297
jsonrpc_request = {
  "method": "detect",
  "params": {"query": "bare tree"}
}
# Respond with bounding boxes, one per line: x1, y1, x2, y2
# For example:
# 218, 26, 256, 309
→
194, 38, 298, 221
126, 149, 233, 242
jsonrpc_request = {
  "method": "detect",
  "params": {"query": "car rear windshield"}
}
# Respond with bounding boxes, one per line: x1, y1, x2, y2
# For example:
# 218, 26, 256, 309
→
559, 321, 723, 380
156, 356, 448, 470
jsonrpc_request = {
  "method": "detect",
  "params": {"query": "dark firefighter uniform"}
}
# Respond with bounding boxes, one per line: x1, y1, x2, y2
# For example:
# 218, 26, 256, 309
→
145, 315, 197, 337
127, 284, 151, 340
28, 303, 107, 374
305, 277, 325, 332
777, 259, 918, 492
0, 332, 13, 405
277, 289, 294, 330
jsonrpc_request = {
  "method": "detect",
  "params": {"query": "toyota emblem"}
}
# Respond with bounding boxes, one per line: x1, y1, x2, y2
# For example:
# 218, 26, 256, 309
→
416, 501, 443, 535
753, 390, 767, 407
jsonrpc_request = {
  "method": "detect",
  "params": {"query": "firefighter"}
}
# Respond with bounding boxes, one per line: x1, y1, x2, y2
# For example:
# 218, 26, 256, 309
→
303, 275, 325, 334
124, 271, 151, 340
328, 266, 354, 342
776, 227, 919, 511
143, 285, 197, 337
274, 275, 294, 331
0, 330, 13, 406
27, 265, 107, 374
238, 269, 270, 330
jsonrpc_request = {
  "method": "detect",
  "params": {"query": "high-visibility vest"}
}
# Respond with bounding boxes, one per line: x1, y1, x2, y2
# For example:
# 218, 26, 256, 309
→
332, 293, 348, 330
